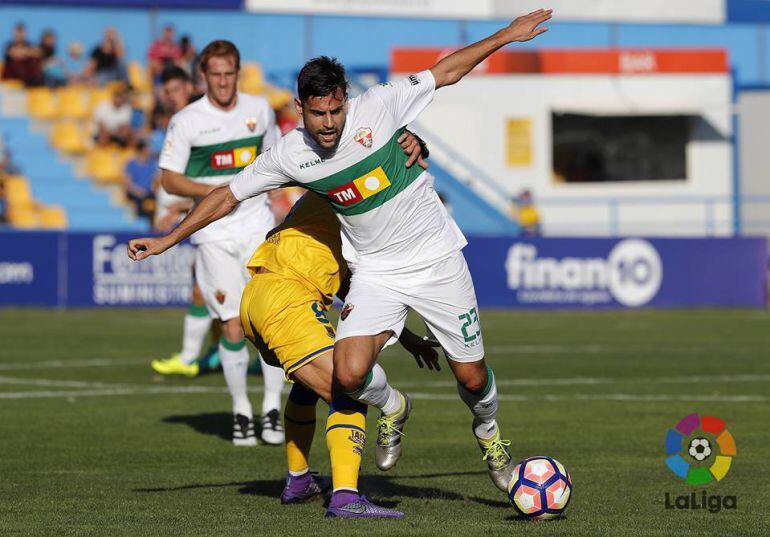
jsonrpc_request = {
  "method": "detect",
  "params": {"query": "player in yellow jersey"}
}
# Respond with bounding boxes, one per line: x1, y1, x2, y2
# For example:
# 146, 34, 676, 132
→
239, 135, 438, 518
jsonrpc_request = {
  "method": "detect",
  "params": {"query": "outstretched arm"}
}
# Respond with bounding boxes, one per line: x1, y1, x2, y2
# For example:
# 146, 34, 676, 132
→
430, 8, 552, 89
127, 184, 238, 260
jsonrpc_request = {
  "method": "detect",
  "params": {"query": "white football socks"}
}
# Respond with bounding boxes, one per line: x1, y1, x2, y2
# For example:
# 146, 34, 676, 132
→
219, 338, 252, 418
348, 363, 401, 415
457, 364, 499, 440
260, 353, 285, 416
179, 306, 212, 365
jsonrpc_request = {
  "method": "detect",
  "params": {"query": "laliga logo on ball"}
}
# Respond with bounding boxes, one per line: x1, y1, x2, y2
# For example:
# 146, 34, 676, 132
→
607, 239, 662, 307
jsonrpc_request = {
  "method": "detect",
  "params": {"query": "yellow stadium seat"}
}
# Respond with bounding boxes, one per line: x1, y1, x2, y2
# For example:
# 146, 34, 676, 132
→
27, 87, 59, 120
88, 87, 113, 114
239, 62, 265, 95
4, 176, 34, 208
56, 86, 89, 120
38, 205, 68, 229
266, 87, 293, 109
86, 148, 123, 184
7, 206, 39, 229
50, 120, 90, 155
128, 62, 151, 93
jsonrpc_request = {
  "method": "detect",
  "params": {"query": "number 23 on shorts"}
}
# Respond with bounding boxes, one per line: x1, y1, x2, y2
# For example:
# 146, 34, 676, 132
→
458, 307, 481, 344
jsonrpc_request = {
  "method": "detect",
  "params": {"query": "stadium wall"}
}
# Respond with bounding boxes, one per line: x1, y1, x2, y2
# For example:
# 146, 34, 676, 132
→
3, 6, 770, 86
0, 232, 765, 309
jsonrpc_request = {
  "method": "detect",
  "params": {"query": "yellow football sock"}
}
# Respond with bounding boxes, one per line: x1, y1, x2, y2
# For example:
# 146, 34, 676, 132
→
284, 384, 319, 475
326, 396, 367, 492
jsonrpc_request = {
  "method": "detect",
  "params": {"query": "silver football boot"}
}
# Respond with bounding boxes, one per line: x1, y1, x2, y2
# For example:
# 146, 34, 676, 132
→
474, 420, 514, 492
375, 392, 411, 471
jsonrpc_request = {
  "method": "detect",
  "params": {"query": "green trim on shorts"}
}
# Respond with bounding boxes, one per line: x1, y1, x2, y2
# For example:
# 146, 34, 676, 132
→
220, 337, 247, 351
187, 304, 209, 318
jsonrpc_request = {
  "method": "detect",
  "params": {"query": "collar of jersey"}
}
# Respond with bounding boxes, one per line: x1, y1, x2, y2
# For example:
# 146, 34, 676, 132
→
201, 92, 241, 117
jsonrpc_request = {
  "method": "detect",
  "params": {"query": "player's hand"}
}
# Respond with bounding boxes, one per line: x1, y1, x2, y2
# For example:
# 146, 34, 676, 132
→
399, 328, 442, 371
398, 131, 429, 170
502, 8, 552, 43
127, 236, 171, 261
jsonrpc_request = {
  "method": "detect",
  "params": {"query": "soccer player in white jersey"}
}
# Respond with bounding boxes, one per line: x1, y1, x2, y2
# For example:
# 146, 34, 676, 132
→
151, 66, 220, 377
128, 11, 552, 489
154, 40, 286, 447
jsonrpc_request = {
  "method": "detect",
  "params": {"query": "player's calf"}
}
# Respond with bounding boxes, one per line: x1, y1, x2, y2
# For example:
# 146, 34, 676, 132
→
452, 360, 514, 492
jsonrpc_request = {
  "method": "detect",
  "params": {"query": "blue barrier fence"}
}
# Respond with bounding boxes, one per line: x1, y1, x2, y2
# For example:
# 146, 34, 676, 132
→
0, 232, 766, 308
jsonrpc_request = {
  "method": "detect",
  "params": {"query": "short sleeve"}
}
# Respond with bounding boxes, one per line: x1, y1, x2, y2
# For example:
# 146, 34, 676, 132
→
229, 144, 291, 201
261, 106, 281, 153
158, 115, 191, 175
368, 70, 436, 127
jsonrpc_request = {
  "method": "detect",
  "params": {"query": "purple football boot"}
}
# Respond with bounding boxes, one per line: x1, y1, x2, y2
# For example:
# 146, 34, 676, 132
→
280, 472, 324, 504
325, 491, 404, 518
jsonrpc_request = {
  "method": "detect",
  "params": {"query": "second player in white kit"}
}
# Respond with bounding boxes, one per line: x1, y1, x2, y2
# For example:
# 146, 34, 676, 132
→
158, 40, 286, 446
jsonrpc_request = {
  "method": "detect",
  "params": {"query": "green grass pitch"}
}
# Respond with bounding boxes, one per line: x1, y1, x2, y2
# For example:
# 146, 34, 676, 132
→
0, 308, 768, 536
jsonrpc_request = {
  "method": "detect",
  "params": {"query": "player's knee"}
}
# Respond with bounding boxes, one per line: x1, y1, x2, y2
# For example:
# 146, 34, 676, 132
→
454, 360, 488, 393
221, 318, 245, 342
334, 367, 367, 394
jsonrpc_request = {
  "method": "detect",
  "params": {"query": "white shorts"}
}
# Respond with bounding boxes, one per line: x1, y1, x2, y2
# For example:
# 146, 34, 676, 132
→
194, 235, 264, 321
336, 251, 484, 362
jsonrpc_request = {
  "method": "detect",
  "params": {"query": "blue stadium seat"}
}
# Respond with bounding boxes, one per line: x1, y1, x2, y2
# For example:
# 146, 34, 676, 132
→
1, 117, 148, 231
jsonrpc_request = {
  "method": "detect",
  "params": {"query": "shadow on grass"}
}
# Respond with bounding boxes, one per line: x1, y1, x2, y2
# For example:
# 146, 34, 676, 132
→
162, 412, 233, 442
135, 471, 508, 509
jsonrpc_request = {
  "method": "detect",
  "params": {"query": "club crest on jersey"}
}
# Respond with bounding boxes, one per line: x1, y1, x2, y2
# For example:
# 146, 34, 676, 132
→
328, 166, 391, 206
215, 290, 226, 304
245, 117, 257, 132
354, 127, 373, 148
340, 303, 354, 321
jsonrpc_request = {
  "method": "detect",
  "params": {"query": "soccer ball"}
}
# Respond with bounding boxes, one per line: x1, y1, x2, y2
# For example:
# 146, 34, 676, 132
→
508, 456, 572, 520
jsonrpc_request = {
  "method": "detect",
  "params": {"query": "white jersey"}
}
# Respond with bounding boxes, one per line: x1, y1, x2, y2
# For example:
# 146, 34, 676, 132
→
160, 92, 278, 244
230, 70, 466, 275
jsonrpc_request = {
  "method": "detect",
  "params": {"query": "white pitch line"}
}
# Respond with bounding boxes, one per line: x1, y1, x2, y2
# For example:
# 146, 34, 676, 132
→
0, 357, 148, 371
395, 373, 770, 389
0, 385, 767, 403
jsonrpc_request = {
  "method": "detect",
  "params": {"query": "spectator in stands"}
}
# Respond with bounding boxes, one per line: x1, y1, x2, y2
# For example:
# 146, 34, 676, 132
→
147, 25, 182, 83
64, 42, 87, 84
2, 23, 43, 86
84, 27, 127, 85
179, 35, 197, 74
511, 189, 541, 236
0, 132, 19, 176
39, 30, 67, 88
123, 140, 158, 220
0, 179, 7, 226
92, 84, 134, 147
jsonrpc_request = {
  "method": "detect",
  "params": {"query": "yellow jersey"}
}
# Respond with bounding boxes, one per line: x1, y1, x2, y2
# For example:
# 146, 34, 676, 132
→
247, 192, 346, 306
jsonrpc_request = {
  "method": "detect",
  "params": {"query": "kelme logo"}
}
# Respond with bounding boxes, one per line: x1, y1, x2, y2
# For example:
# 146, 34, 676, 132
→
665, 413, 737, 485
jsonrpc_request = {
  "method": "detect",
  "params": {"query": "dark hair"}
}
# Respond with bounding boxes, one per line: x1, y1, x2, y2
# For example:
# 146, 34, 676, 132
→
297, 56, 348, 103
199, 40, 240, 73
160, 65, 190, 85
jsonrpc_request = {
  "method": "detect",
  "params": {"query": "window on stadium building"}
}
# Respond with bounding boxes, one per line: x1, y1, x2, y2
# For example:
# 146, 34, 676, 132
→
551, 113, 691, 183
